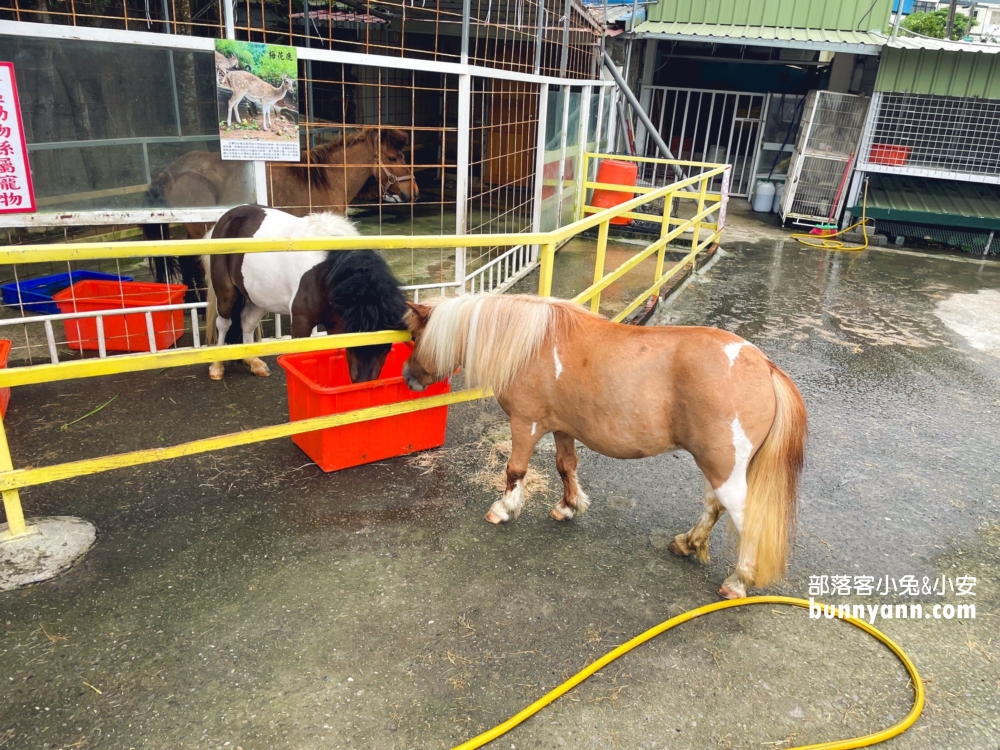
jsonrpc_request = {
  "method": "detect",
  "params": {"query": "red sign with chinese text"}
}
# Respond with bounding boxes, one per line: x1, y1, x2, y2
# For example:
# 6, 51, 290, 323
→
0, 62, 36, 214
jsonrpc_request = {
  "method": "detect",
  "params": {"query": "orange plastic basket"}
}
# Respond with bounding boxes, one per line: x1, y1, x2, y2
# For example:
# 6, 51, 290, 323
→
277, 342, 450, 472
53, 280, 187, 352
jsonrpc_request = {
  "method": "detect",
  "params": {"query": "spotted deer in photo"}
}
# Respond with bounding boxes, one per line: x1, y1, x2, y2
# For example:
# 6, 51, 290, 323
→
223, 71, 294, 132
215, 52, 240, 84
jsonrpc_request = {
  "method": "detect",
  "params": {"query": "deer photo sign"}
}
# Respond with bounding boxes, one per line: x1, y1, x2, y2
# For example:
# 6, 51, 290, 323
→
215, 40, 300, 162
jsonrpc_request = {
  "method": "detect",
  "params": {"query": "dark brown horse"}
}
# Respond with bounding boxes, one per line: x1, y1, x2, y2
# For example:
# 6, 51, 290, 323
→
144, 128, 418, 299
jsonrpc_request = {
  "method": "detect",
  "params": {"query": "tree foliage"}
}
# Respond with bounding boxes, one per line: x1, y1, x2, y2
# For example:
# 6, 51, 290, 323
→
215, 40, 297, 85
902, 9, 978, 40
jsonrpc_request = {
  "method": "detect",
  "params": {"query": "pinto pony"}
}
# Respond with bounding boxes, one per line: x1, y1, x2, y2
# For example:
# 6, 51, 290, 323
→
205, 205, 406, 383
402, 294, 807, 599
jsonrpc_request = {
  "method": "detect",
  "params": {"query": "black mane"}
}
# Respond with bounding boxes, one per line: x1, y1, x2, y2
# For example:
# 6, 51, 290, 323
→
319, 250, 407, 333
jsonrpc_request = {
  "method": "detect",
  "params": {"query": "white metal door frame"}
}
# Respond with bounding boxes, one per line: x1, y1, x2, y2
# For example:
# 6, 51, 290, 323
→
638, 85, 767, 197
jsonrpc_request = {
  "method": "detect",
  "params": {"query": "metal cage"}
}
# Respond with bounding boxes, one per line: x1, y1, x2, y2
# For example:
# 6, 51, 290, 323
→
779, 90, 870, 225
857, 92, 1000, 184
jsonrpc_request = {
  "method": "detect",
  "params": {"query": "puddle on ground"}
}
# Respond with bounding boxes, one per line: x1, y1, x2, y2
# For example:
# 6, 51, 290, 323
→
934, 289, 1000, 356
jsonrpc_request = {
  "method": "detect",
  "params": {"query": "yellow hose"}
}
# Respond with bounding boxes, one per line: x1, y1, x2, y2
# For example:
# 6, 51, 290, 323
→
453, 596, 924, 750
792, 180, 873, 251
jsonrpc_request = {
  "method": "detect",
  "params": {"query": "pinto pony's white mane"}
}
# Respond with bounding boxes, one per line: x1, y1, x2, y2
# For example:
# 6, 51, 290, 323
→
203, 209, 359, 240
419, 294, 593, 395
298, 212, 360, 237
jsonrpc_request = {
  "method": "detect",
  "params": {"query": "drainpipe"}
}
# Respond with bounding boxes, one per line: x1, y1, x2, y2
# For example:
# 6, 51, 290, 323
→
890, 1, 904, 41
601, 50, 691, 186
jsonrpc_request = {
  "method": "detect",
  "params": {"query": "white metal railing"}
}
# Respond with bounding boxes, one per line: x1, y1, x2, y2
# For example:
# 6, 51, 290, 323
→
0, 277, 476, 363
636, 86, 766, 198
0, 302, 206, 363
463, 244, 538, 295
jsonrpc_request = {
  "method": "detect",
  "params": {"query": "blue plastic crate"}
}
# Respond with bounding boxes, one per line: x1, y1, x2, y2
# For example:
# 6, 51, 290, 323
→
1, 271, 134, 315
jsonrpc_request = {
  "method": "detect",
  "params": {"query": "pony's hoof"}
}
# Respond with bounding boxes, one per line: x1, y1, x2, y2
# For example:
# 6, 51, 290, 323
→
209, 363, 225, 381
251, 364, 271, 377
718, 581, 747, 600
485, 509, 507, 525
550, 503, 574, 521
668, 539, 693, 558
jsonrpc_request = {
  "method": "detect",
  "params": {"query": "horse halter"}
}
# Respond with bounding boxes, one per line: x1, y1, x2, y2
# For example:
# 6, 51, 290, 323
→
375, 163, 415, 198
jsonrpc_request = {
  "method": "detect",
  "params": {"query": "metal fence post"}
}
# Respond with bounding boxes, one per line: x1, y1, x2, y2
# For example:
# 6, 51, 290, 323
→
0, 415, 29, 539
455, 73, 472, 293
590, 220, 609, 312
576, 151, 589, 223
654, 187, 672, 282
554, 85, 571, 227
573, 88, 592, 222
222, 0, 235, 39
530, 83, 550, 263
692, 174, 708, 256
634, 39, 658, 154
538, 242, 556, 297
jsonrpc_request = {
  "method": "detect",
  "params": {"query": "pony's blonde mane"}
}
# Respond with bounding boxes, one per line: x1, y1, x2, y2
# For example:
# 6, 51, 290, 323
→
420, 294, 594, 395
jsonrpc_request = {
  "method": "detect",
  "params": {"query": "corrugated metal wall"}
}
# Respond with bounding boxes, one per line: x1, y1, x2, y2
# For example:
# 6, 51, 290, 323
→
647, 0, 892, 31
876, 47, 1000, 99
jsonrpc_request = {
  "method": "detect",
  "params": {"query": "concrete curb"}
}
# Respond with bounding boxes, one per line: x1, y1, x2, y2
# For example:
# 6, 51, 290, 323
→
1, 516, 97, 591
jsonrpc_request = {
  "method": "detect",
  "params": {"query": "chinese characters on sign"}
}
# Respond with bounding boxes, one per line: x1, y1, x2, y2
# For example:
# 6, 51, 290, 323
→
808, 574, 976, 597
0, 62, 36, 214
215, 39, 300, 162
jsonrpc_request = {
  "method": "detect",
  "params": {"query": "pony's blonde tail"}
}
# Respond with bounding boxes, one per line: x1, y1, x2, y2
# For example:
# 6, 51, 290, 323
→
203, 254, 217, 346
739, 362, 807, 587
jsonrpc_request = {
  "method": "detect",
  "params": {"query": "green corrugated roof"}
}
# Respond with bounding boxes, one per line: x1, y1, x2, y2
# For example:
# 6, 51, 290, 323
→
853, 174, 1000, 230
647, 0, 892, 31
875, 45, 1000, 98
633, 21, 885, 53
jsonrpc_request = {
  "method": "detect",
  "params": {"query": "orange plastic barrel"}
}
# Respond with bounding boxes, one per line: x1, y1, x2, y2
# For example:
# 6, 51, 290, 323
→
590, 159, 639, 225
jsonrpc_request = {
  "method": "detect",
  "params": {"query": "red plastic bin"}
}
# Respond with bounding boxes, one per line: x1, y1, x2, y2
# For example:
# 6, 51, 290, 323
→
590, 159, 639, 226
868, 144, 911, 166
53, 280, 187, 352
0, 339, 11, 418
277, 342, 451, 472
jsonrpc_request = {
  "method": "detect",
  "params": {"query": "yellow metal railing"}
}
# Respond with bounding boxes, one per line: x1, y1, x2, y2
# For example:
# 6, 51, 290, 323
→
0, 156, 727, 541
573, 153, 728, 321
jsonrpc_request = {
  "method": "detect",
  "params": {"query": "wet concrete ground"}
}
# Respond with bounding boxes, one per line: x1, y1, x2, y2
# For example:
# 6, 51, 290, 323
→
2, 238, 1000, 749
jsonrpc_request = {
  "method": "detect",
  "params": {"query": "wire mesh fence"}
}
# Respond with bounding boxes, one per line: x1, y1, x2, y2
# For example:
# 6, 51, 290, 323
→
859, 92, 1000, 181
0, 0, 601, 79
799, 90, 868, 159
466, 77, 540, 293
1, 0, 608, 354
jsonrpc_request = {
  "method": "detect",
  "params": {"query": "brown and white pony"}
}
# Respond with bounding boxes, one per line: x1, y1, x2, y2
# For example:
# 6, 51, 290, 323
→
143, 128, 418, 299
401, 294, 807, 599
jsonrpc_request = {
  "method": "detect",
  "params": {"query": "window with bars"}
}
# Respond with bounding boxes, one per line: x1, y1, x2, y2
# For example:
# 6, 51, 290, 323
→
859, 92, 1000, 180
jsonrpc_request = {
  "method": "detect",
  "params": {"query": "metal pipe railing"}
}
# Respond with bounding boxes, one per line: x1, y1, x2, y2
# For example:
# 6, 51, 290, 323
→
0, 155, 728, 542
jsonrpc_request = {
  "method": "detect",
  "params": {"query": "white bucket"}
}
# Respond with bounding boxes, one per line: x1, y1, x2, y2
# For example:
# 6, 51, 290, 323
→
707, 146, 727, 164
752, 181, 775, 213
